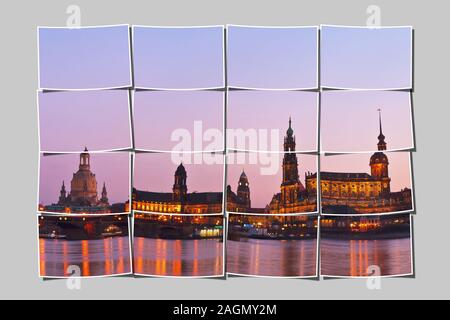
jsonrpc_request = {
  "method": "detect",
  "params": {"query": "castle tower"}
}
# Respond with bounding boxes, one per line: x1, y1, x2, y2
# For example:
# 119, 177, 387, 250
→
70, 147, 98, 205
370, 110, 391, 197
281, 117, 305, 205
173, 163, 187, 201
100, 182, 109, 204
237, 170, 251, 208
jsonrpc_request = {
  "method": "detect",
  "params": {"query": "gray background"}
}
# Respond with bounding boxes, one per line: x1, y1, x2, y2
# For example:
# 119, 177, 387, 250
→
0, 0, 447, 299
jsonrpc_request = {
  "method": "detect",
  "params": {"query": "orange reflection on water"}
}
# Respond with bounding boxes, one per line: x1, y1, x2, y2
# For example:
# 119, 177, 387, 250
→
350, 240, 371, 276
171, 240, 182, 276
81, 240, 90, 276
155, 239, 167, 276
135, 237, 144, 274
116, 237, 125, 274
63, 240, 68, 276
39, 238, 46, 276
104, 238, 111, 275
193, 239, 199, 275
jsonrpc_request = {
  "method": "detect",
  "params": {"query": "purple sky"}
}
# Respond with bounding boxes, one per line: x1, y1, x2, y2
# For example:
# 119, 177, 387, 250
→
134, 91, 223, 151
227, 153, 318, 208
321, 152, 412, 192
134, 153, 224, 193
321, 91, 413, 152
227, 26, 318, 89
321, 26, 412, 89
39, 90, 131, 152
133, 26, 224, 88
38, 26, 131, 89
39, 152, 130, 205
227, 91, 317, 152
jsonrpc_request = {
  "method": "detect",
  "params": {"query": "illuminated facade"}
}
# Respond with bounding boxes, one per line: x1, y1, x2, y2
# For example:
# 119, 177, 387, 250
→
131, 163, 224, 214
42, 148, 113, 214
268, 117, 318, 213
227, 114, 411, 216
306, 112, 412, 214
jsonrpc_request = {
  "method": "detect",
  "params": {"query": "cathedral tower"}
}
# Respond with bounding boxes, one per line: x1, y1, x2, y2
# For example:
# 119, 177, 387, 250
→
173, 163, 188, 201
370, 110, 391, 197
237, 170, 251, 208
281, 118, 305, 205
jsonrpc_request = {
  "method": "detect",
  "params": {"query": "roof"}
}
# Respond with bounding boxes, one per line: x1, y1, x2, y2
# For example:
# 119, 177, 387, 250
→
308, 172, 377, 181
134, 189, 173, 202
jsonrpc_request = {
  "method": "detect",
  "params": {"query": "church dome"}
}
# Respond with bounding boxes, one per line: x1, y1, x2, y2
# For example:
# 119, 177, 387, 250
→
70, 149, 99, 206
370, 152, 389, 165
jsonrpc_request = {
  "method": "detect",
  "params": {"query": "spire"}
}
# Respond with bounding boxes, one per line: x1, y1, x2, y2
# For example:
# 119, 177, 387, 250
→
84, 146, 88, 152
377, 109, 387, 151
100, 182, 109, 204
286, 116, 293, 137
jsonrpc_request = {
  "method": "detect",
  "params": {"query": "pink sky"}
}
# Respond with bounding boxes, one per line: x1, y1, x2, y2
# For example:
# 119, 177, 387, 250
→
39, 152, 130, 205
134, 91, 223, 151
227, 153, 318, 208
227, 91, 317, 152
321, 91, 413, 152
39, 90, 131, 152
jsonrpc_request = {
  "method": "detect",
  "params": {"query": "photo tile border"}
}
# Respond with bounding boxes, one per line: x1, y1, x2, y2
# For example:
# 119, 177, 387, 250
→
132, 151, 226, 216
37, 213, 133, 279
132, 90, 226, 153
319, 151, 415, 217
37, 24, 133, 91
319, 213, 415, 279
319, 90, 416, 155
132, 25, 226, 91
226, 25, 320, 91
226, 212, 320, 279
132, 211, 226, 279
225, 152, 320, 216
319, 25, 414, 92
36, 24, 416, 280
37, 151, 133, 216
226, 90, 320, 154
37, 89, 134, 154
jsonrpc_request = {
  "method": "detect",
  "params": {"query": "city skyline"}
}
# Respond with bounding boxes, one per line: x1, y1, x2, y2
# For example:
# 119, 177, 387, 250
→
39, 152, 130, 207
134, 153, 224, 194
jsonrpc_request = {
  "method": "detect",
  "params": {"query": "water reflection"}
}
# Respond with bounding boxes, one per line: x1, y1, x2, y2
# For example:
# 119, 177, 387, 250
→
227, 239, 317, 277
134, 237, 223, 277
39, 237, 131, 277
321, 238, 412, 277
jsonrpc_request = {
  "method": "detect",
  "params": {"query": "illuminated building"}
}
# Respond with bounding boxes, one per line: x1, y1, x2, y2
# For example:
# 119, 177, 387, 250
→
131, 163, 223, 214
305, 111, 412, 214
41, 148, 120, 214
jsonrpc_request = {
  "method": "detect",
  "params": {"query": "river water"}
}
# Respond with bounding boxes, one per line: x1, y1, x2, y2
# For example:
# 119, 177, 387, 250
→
133, 237, 224, 277
320, 238, 413, 277
39, 237, 131, 277
227, 238, 318, 277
